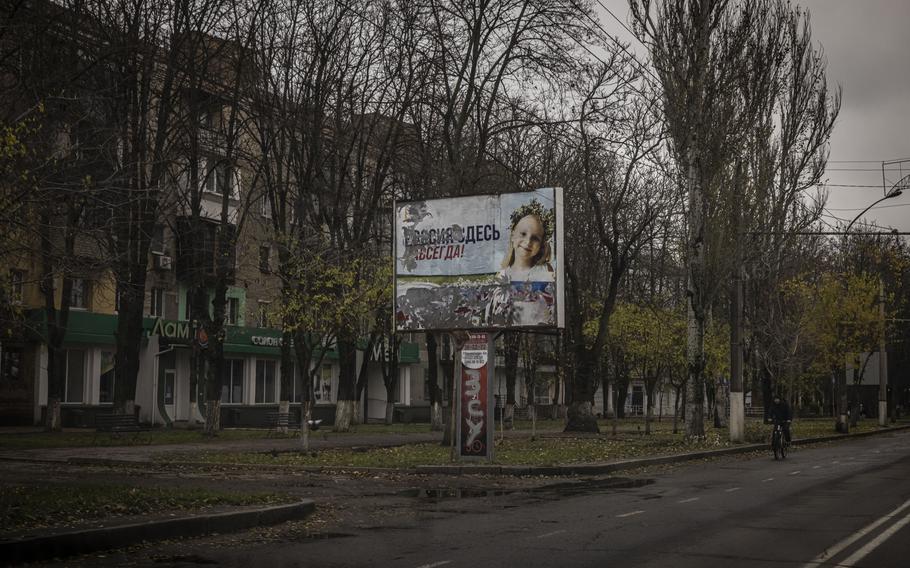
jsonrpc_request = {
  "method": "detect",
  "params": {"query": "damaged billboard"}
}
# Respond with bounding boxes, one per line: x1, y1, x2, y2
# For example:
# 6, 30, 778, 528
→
394, 188, 565, 331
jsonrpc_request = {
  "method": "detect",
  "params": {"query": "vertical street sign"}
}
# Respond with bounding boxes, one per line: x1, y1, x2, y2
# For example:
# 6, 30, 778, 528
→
456, 332, 495, 461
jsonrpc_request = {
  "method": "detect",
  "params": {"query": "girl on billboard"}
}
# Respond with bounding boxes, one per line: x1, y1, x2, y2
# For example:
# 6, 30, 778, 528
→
488, 200, 555, 326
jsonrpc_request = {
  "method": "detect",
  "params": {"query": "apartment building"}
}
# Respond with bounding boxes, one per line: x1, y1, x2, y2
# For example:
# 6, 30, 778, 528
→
0, 2, 424, 427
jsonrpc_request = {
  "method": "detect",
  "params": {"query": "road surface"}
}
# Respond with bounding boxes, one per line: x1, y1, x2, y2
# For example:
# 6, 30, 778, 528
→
35, 429, 910, 567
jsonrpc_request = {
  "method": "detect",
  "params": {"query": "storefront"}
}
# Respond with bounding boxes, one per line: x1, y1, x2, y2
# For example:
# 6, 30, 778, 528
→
18, 309, 422, 427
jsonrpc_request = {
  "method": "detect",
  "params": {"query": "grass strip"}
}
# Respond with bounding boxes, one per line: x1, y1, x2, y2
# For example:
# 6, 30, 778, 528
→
0, 483, 291, 533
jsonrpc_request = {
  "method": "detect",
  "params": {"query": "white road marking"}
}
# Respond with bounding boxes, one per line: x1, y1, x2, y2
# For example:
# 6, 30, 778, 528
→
725, 487, 741, 493
832, 461, 840, 464
789, 471, 801, 475
802, 498, 910, 568
537, 530, 566, 539
617, 510, 645, 518
812, 465, 820, 469
762, 478, 775, 482
678, 497, 699, 503
839, 511, 910, 566
416, 561, 452, 568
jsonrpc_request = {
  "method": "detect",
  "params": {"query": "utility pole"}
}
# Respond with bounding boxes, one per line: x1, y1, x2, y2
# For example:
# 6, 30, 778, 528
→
878, 277, 887, 427
844, 170, 905, 428
729, 160, 744, 443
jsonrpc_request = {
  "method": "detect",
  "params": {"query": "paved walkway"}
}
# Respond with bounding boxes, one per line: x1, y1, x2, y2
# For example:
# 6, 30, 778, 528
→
0, 428, 446, 463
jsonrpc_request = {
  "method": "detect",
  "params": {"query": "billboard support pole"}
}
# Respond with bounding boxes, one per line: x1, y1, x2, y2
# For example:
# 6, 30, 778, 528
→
451, 331, 467, 461
449, 331, 466, 462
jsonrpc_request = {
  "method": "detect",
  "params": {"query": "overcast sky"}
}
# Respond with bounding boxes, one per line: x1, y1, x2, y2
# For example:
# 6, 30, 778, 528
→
596, 0, 910, 233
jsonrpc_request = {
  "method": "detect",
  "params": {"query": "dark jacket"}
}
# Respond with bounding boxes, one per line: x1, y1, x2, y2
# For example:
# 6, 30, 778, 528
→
768, 400, 792, 423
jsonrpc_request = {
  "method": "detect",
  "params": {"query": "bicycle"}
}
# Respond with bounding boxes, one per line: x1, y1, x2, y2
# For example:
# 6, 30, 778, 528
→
770, 421, 790, 460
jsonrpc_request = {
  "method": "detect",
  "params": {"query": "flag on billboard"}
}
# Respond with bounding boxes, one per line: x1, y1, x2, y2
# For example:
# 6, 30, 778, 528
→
394, 188, 565, 331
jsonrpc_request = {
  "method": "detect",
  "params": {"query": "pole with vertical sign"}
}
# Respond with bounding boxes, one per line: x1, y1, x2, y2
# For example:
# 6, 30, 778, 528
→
455, 333, 495, 461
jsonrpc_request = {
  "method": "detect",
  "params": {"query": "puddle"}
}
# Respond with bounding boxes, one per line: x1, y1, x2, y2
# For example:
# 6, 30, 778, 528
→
400, 477, 655, 501
299, 532, 357, 540
154, 555, 218, 564
397, 487, 515, 499
533, 476, 655, 496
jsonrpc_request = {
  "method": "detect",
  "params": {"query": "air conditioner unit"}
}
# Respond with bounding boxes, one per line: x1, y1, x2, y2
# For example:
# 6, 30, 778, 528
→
155, 255, 173, 270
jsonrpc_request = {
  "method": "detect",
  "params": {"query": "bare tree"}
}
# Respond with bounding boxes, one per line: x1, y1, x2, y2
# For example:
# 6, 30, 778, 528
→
630, 0, 837, 437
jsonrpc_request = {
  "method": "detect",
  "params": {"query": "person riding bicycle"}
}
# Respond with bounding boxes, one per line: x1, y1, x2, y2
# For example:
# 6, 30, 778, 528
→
768, 394, 792, 444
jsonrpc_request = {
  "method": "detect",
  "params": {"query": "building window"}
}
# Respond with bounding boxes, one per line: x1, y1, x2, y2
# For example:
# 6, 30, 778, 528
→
70, 279, 90, 309
257, 301, 270, 328
99, 351, 115, 403
315, 364, 332, 403
533, 382, 550, 405
150, 288, 165, 317
163, 370, 175, 405
1, 347, 23, 382
65, 349, 86, 403
115, 287, 123, 313
220, 359, 243, 404
227, 297, 240, 325
259, 246, 271, 273
261, 196, 271, 218
255, 360, 277, 404
9, 269, 24, 304
150, 225, 165, 254
204, 159, 231, 197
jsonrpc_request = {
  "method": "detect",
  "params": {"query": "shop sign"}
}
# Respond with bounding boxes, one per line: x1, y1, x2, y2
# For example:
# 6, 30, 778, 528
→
251, 335, 282, 347
150, 318, 190, 342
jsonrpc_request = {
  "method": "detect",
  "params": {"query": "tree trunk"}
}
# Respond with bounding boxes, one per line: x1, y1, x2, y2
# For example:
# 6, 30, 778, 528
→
45, 343, 67, 432
203, 325, 225, 436
113, 280, 144, 416
685, 300, 707, 437
385, 401, 394, 425
46, 398, 62, 432
645, 392, 653, 435
430, 402, 443, 432
685, 136, 707, 439
566, 401, 598, 432
333, 338, 358, 432
714, 378, 728, 428
564, 350, 599, 432
835, 370, 848, 433
352, 401, 362, 426
426, 333, 444, 432
278, 399, 290, 435
335, 400, 355, 431
279, 328, 294, 435
441, 358, 455, 446
301, 400, 313, 453
503, 331, 519, 430
204, 399, 221, 434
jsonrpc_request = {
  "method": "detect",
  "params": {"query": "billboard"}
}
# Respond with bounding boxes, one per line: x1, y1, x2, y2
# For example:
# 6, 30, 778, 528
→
394, 188, 565, 331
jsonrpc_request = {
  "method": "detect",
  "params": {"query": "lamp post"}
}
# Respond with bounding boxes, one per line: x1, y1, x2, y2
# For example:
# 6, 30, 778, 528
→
845, 175, 906, 427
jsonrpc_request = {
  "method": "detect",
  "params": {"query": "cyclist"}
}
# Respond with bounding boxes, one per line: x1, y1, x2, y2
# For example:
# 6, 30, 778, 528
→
768, 393, 792, 445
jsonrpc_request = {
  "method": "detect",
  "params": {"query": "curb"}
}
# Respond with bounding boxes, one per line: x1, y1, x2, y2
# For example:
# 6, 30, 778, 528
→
1, 499, 315, 565
412, 423, 910, 477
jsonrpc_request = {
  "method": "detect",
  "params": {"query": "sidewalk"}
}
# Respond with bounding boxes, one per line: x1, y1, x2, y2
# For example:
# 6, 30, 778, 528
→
0, 429, 444, 464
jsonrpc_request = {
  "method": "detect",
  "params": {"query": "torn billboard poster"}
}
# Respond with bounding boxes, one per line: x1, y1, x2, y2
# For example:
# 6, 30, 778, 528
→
394, 188, 565, 331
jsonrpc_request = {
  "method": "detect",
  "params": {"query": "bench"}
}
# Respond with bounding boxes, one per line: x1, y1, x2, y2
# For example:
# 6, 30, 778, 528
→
94, 413, 149, 443
266, 411, 301, 436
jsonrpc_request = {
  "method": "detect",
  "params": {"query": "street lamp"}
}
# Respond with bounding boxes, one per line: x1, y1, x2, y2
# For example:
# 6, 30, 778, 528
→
844, 173, 907, 427
845, 174, 906, 233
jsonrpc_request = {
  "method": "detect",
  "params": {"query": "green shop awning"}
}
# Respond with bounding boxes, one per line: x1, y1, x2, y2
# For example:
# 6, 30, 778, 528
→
27, 309, 419, 362
28, 309, 120, 345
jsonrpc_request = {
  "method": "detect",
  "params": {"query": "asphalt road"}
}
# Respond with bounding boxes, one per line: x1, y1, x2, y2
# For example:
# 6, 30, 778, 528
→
37, 429, 910, 568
